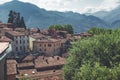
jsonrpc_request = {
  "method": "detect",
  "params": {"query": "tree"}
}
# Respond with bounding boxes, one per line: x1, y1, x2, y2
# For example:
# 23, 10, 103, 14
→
16, 12, 21, 27
20, 17, 26, 29
7, 10, 27, 29
48, 24, 74, 34
8, 10, 14, 23
64, 24, 73, 34
63, 28, 120, 80
48, 25, 55, 30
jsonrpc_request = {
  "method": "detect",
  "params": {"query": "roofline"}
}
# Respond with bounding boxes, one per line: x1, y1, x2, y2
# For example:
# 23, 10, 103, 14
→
0, 43, 12, 61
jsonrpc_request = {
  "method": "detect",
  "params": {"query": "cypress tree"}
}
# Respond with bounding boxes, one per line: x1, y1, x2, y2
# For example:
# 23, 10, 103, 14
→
8, 10, 14, 23
16, 12, 21, 27
20, 17, 26, 29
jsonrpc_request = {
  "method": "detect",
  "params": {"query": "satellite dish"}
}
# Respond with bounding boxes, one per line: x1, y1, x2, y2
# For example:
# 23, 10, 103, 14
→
24, 74, 28, 76
32, 71, 35, 74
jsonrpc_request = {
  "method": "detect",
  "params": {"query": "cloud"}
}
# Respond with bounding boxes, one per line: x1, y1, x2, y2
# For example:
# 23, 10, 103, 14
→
0, 0, 120, 13
0, 0, 11, 4
82, 0, 120, 13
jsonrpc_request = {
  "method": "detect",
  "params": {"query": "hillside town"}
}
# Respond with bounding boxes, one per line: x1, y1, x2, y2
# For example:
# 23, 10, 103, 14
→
1, 0, 120, 80
0, 19, 92, 80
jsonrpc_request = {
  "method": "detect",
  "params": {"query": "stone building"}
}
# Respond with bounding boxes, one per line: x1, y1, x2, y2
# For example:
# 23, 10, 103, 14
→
33, 39, 61, 56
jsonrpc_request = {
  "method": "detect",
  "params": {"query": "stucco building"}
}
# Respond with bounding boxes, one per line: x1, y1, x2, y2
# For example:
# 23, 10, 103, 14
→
5, 31, 29, 56
33, 39, 61, 56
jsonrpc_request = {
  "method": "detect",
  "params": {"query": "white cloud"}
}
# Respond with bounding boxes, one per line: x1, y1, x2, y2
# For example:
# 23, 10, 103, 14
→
82, 0, 120, 13
0, 0, 120, 13
0, 0, 11, 4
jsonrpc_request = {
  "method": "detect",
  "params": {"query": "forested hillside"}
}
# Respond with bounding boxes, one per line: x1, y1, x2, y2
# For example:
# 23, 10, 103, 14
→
63, 28, 120, 80
0, 0, 110, 32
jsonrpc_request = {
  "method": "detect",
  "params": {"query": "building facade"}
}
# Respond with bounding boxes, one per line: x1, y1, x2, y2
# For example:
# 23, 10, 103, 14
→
0, 42, 12, 80
33, 39, 61, 56
5, 31, 29, 56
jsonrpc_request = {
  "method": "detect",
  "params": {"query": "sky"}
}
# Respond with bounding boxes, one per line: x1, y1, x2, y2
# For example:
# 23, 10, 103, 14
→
0, 0, 120, 13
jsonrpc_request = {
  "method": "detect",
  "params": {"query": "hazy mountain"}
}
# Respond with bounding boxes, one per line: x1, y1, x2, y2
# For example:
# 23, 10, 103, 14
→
86, 11, 109, 19
0, 0, 110, 32
88, 5, 120, 28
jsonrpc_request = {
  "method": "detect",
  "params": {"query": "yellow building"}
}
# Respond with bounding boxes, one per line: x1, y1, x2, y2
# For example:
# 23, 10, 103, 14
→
33, 39, 61, 56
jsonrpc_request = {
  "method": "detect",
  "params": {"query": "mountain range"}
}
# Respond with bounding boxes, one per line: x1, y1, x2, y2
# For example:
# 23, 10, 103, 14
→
0, 0, 119, 32
87, 5, 120, 28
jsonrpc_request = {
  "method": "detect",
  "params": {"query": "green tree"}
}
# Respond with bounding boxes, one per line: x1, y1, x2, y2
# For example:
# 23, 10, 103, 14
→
20, 17, 26, 29
63, 28, 120, 80
55, 24, 64, 30
64, 24, 73, 34
48, 25, 55, 30
48, 24, 74, 34
7, 10, 27, 29
8, 10, 14, 23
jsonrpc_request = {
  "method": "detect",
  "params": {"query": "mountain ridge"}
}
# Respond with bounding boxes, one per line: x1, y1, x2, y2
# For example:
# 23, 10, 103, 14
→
0, 0, 110, 32
87, 5, 120, 28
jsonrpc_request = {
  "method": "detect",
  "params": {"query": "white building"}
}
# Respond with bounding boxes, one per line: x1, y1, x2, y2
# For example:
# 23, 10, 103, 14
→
5, 31, 29, 55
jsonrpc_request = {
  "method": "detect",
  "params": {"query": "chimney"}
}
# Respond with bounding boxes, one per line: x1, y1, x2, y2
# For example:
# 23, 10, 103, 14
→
46, 59, 49, 64
57, 57, 59, 60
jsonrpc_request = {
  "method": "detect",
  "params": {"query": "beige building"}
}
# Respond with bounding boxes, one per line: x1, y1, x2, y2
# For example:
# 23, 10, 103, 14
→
5, 31, 29, 55
29, 33, 45, 51
0, 42, 12, 80
33, 39, 61, 56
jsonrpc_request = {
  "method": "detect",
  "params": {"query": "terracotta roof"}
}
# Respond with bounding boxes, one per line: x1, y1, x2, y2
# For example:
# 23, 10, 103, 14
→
35, 56, 66, 69
7, 59, 17, 64
18, 69, 37, 75
2, 27, 13, 31
30, 28, 38, 32
0, 36, 12, 42
17, 62, 34, 68
7, 60, 17, 75
16, 70, 62, 79
56, 30, 68, 34
34, 38, 60, 43
50, 76, 61, 80
30, 33, 45, 39
0, 23, 13, 28
0, 42, 9, 55
22, 54, 35, 62
59, 39, 67, 43
15, 28, 25, 32
40, 30, 49, 34
6, 31, 27, 36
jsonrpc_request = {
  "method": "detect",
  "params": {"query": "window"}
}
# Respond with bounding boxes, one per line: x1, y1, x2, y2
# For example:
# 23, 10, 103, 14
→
40, 44, 41, 47
44, 49, 46, 51
16, 40, 18, 44
23, 46, 25, 52
20, 40, 21, 44
27, 40, 29, 43
39, 48, 41, 51
48, 44, 51, 47
20, 46, 22, 50
44, 44, 46, 47
16, 47, 18, 51
23, 40, 25, 43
